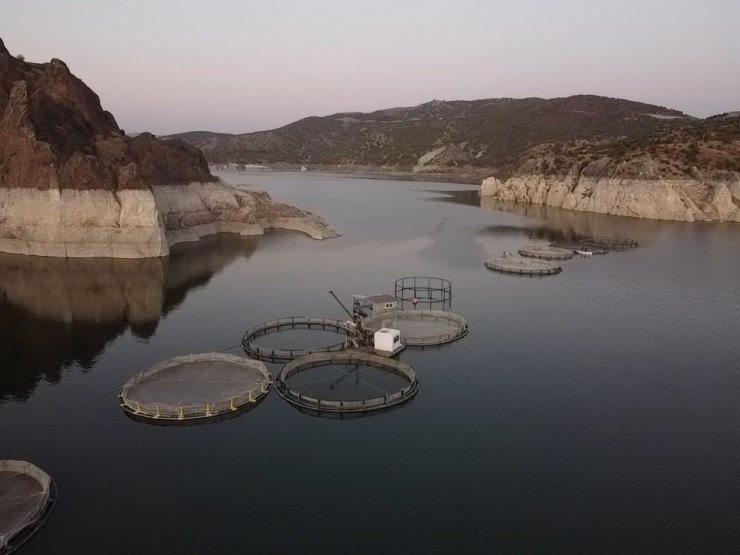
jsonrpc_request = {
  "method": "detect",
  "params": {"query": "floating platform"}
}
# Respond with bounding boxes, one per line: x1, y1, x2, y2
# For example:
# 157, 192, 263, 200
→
276, 350, 419, 415
517, 245, 575, 261
118, 353, 272, 424
0, 460, 57, 554
485, 256, 562, 276
241, 316, 356, 363
362, 309, 469, 347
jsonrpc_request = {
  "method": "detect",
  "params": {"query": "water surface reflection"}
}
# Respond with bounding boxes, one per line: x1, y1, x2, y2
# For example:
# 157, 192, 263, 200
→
0, 235, 260, 401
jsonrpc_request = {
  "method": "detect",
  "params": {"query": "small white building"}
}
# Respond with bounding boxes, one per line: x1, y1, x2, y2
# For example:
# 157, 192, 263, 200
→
374, 328, 403, 356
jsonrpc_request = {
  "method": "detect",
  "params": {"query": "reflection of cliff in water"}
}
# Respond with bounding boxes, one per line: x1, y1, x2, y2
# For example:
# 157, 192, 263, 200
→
0, 235, 261, 401
432, 189, 660, 242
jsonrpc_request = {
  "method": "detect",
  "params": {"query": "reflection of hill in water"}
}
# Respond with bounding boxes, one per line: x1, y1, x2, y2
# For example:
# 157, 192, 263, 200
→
0, 235, 260, 401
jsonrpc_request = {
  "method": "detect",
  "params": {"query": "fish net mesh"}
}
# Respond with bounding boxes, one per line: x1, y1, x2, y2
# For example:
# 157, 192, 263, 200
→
0, 460, 51, 551
362, 309, 468, 346
119, 353, 272, 421
277, 351, 418, 413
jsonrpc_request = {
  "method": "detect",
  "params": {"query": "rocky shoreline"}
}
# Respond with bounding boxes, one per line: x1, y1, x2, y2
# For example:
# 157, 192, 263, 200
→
480, 163, 740, 223
0, 39, 337, 259
0, 180, 338, 258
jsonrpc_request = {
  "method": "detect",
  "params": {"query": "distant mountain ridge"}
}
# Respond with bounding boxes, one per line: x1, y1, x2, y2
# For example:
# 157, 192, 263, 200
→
163, 94, 739, 180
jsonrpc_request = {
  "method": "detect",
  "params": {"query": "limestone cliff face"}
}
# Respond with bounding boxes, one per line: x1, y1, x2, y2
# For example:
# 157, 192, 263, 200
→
481, 158, 740, 223
151, 182, 338, 247
0, 38, 337, 258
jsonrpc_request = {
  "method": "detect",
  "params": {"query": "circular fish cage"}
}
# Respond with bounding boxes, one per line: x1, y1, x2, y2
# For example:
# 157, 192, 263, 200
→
517, 245, 575, 261
362, 309, 469, 346
276, 350, 419, 416
485, 256, 562, 276
0, 460, 57, 554
585, 236, 640, 250
549, 241, 610, 255
118, 353, 272, 424
394, 276, 452, 310
241, 317, 357, 363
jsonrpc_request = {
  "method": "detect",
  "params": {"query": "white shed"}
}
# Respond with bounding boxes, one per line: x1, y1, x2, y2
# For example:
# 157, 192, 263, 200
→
374, 328, 403, 356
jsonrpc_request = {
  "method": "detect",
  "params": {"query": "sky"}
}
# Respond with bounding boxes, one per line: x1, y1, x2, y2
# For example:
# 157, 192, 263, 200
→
3, 0, 739, 134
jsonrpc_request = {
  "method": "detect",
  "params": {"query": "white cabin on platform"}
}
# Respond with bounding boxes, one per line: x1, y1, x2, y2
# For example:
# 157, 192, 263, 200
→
374, 328, 403, 356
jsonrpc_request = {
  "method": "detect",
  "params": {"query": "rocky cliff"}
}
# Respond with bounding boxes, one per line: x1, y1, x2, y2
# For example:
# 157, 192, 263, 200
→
0, 39, 336, 258
480, 158, 740, 223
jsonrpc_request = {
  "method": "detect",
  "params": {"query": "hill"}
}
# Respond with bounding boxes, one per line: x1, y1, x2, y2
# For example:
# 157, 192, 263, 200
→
164, 95, 738, 179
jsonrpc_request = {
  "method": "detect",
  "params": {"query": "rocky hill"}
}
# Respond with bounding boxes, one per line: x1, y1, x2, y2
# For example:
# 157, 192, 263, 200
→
169, 95, 739, 222
166, 95, 707, 176
0, 38, 336, 258
480, 113, 740, 223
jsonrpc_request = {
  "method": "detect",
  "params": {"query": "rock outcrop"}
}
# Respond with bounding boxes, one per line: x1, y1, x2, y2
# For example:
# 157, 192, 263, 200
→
0, 38, 337, 258
480, 158, 740, 223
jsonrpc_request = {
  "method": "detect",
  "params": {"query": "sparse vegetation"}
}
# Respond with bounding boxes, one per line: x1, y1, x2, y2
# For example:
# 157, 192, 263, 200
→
167, 96, 739, 180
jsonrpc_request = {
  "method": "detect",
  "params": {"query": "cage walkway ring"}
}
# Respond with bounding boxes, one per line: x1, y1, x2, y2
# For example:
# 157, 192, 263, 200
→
276, 350, 419, 415
241, 316, 357, 363
485, 256, 562, 276
0, 460, 58, 553
362, 309, 469, 346
518, 245, 575, 260
118, 352, 272, 424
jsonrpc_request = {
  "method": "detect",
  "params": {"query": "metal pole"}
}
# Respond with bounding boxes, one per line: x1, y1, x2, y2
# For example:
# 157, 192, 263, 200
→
328, 290, 354, 320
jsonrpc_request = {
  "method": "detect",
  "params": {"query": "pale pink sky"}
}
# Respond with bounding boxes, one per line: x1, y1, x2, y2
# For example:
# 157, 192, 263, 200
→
3, 0, 739, 134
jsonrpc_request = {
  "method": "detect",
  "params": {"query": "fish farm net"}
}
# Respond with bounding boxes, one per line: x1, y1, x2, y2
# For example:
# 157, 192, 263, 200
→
362, 309, 469, 346
517, 245, 575, 260
241, 317, 356, 363
485, 256, 562, 276
0, 460, 56, 553
550, 235, 639, 254
549, 241, 610, 255
394, 276, 452, 310
585, 236, 640, 250
276, 351, 419, 415
118, 353, 272, 423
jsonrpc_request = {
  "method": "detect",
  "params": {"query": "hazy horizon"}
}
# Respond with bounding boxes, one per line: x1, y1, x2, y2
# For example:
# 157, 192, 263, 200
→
3, 0, 738, 135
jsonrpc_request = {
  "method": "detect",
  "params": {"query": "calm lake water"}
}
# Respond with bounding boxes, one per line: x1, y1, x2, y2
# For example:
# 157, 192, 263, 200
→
2, 170, 740, 554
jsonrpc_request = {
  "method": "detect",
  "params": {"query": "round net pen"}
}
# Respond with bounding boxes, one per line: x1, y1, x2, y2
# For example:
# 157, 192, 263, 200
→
517, 245, 575, 261
485, 256, 562, 276
276, 350, 419, 416
394, 276, 452, 310
584, 236, 640, 250
362, 309, 469, 347
241, 317, 357, 363
549, 241, 610, 255
118, 353, 272, 424
0, 460, 57, 554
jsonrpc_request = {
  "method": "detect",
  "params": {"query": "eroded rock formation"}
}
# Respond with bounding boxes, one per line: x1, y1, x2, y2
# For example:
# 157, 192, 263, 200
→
0, 39, 337, 258
480, 157, 740, 223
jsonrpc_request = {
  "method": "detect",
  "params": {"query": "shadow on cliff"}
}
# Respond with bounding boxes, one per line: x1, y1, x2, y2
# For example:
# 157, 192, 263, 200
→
0, 235, 261, 401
